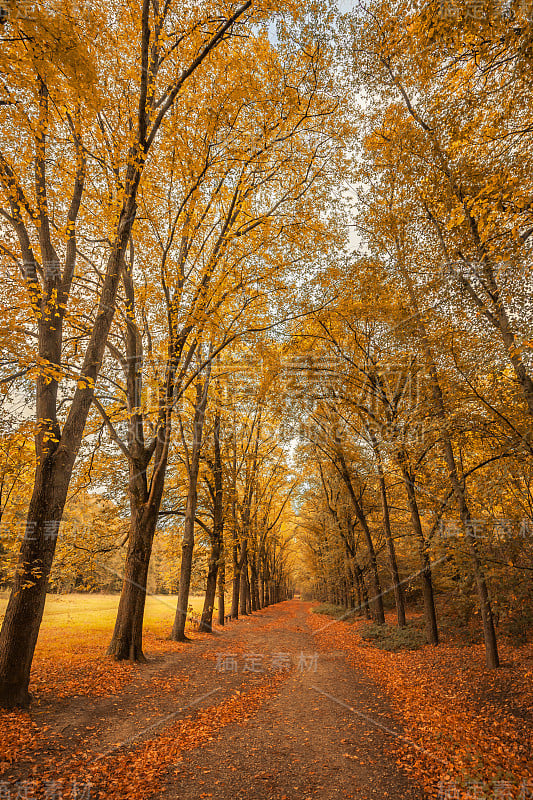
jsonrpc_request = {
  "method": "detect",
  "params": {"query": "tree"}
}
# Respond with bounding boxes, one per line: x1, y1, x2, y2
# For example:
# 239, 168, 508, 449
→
0, 0, 262, 706
100, 25, 342, 659
171, 360, 212, 641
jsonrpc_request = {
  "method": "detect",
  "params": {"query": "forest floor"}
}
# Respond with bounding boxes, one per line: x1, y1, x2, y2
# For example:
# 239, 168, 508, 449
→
0, 600, 531, 800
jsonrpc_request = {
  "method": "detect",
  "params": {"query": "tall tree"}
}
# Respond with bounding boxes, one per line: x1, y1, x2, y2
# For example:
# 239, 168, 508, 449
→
0, 0, 261, 706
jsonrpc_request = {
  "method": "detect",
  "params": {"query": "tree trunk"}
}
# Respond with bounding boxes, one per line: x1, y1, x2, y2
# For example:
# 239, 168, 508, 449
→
354, 569, 363, 615
337, 451, 385, 623
239, 544, 249, 616
171, 371, 210, 642
440, 438, 500, 667
171, 497, 196, 641
344, 558, 355, 609
245, 567, 252, 614
398, 452, 439, 645
199, 403, 224, 633
0, 221, 135, 706
231, 538, 240, 619
401, 266, 499, 667
107, 258, 171, 662
0, 461, 70, 706
107, 500, 161, 661
217, 552, 225, 625
369, 430, 406, 627
199, 537, 221, 633
356, 566, 371, 619
250, 551, 260, 611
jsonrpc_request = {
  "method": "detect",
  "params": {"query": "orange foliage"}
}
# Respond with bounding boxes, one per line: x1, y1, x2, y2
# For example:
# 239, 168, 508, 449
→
81, 676, 287, 800
308, 611, 533, 799
2, 674, 288, 800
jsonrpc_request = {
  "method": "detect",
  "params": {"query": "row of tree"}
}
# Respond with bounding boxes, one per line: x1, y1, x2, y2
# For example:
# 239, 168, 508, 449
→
0, 0, 343, 705
292, 0, 533, 667
1, 0, 532, 708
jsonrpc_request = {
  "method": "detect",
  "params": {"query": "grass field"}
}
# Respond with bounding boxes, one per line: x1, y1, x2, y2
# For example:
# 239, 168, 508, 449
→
0, 592, 215, 659
0, 592, 229, 698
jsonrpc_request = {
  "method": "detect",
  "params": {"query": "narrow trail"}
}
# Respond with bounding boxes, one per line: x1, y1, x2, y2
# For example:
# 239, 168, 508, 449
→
2, 601, 421, 799
159, 600, 420, 800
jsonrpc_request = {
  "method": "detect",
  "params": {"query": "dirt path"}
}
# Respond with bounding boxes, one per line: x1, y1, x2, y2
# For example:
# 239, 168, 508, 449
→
158, 601, 421, 800
1, 601, 422, 799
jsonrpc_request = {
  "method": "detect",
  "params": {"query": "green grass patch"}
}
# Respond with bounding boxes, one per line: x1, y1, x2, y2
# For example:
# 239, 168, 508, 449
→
360, 621, 427, 651
312, 602, 348, 619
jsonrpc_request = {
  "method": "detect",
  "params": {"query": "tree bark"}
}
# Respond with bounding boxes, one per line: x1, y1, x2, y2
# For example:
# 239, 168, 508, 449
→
369, 430, 406, 627
263, 570, 270, 606
357, 567, 372, 620
250, 551, 259, 611
0, 463, 70, 705
239, 543, 249, 616
397, 450, 439, 645
336, 451, 385, 623
245, 565, 252, 614
231, 537, 240, 619
199, 537, 221, 633
260, 573, 265, 608
107, 490, 163, 661
217, 551, 225, 625
171, 369, 211, 642
107, 257, 171, 661
199, 403, 224, 633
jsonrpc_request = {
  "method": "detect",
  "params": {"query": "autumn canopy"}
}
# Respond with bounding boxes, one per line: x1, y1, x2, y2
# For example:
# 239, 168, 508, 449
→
0, 0, 531, 771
